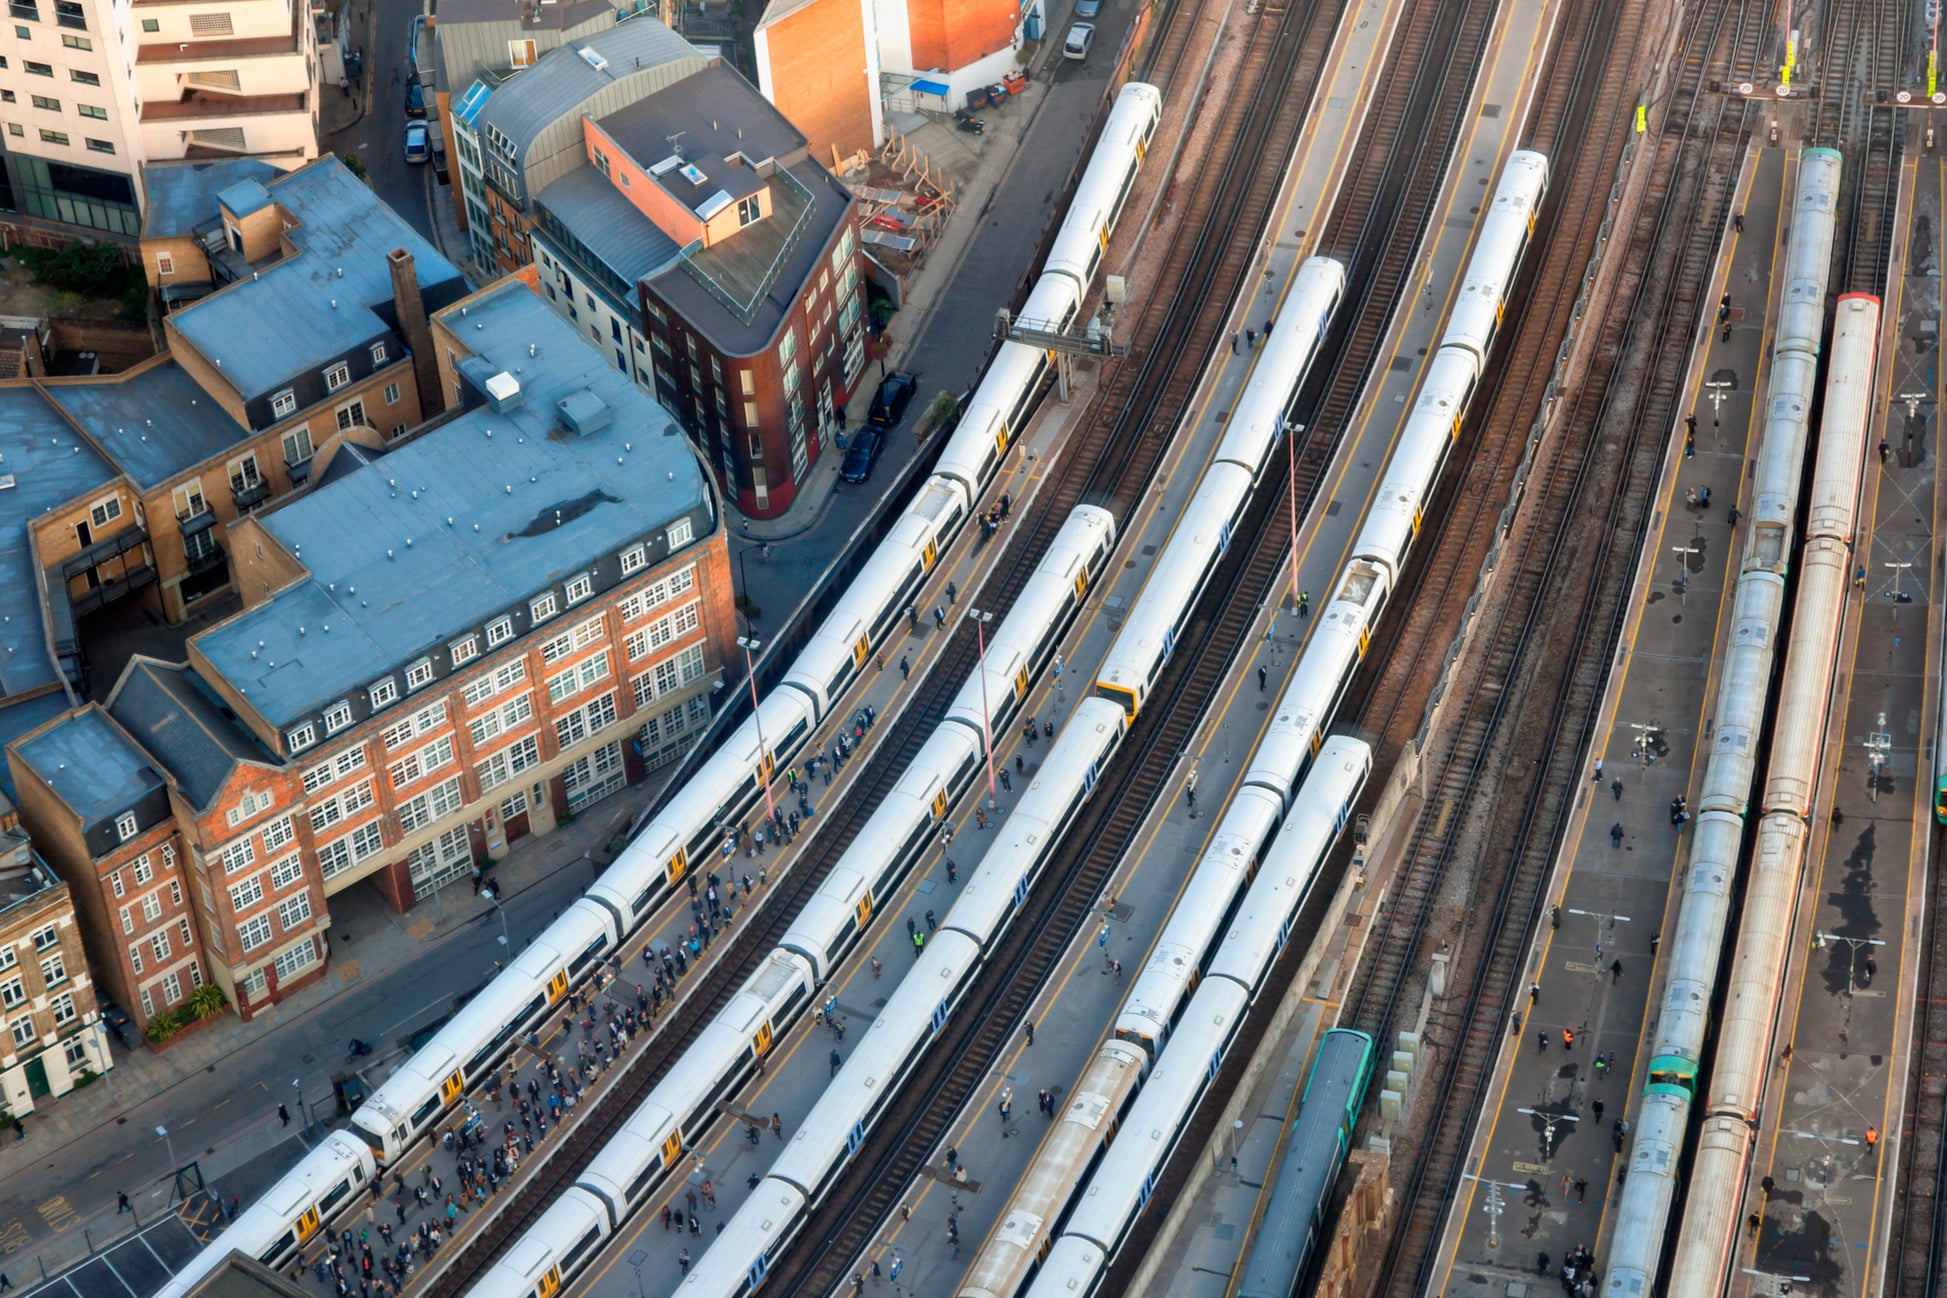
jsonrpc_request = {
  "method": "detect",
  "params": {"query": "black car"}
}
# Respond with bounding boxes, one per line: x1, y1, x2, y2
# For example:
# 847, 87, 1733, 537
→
840, 428, 885, 483
868, 371, 918, 427
404, 81, 426, 118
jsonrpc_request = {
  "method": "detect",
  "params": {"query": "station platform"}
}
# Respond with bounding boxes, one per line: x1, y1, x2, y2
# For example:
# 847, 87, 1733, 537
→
826, 0, 1571, 1286
1420, 144, 1797, 1296
1731, 155, 1942, 1298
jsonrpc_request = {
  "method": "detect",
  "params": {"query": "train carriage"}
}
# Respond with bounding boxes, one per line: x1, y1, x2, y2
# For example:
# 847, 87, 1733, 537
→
153, 1133, 377, 1298
1210, 259, 1350, 479
1233, 1028, 1376, 1298
465, 1190, 611, 1298
1042, 82, 1165, 291
1442, 149, 1550, 361
350, 898, 613, 1160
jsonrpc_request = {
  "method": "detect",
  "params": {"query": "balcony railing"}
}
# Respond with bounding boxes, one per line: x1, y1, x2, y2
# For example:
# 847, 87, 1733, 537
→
184, 539, 226, 576
60, 523, 149, 581
178, 506, 217, 536
232, 477, 270, 511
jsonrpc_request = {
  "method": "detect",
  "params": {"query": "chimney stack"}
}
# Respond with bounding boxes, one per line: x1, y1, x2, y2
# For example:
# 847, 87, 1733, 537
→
388, 248, 445, 419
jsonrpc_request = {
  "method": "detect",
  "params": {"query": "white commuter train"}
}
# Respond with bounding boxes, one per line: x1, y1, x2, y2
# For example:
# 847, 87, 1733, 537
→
1012, 148, 1550, 1298
460, 504, 1119, 1298
1601, 148, 1850, 1298
960, 737, 1370, 1298
148, 82, 1161, 1298
666, 250, 1350, 1298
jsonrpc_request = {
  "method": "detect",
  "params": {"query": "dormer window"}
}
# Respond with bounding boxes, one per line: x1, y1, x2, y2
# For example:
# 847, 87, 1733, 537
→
369, 678, 397, 709
323, 700, 353, 733
324, 362, 351, 392
272, 388, 297, 418
115, 811, 138, 842
370, 341, 388, 365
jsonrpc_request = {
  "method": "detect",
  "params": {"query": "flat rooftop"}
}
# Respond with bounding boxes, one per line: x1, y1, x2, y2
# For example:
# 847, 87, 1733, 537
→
167, 156, 463, 403
195, 279, 711, 729
12, 706, 163, 828
592, 64, 853, 353
0, 387, 119, 699
0, 693, 73, 803
45, 361, 246, 491
142, 158, 281, 238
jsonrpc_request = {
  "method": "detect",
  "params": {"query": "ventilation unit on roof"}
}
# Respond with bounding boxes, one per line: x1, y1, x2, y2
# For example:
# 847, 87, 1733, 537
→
556, 389, 612, 437
485, 371, 522, 412
578, 46, 608, 71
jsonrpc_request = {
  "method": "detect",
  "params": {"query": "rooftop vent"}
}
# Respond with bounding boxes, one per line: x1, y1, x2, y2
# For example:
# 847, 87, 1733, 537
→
484, 371, 522, 413
578, 46, 608, 71
556, 389, 612, 437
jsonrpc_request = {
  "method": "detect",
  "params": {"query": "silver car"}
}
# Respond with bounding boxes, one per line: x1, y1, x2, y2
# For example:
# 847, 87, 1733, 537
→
1063, 21, 1094, 59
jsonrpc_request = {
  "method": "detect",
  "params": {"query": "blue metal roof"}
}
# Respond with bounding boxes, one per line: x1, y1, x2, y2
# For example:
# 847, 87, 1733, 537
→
472, 19, 704, 163
45, 360, 247, 491
12, 707, 162, 825
0, 693, 74, 803
168, 156, 462, 402
0, 387, 118, 699
535, 165, 681, 284
142, 158, 280, 238
195, 280, 709, 729
108, 659, 274, 811
216, 178, 273, 219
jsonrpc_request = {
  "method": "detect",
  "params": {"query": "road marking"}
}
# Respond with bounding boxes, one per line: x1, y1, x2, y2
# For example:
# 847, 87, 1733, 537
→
37, 1196, 77, 1231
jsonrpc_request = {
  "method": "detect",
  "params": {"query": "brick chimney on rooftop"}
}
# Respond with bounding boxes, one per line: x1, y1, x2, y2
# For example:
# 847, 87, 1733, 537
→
388, 248, 445, 419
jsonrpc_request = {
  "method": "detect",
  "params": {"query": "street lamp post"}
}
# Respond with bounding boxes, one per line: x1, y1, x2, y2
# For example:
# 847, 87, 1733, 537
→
736, 548, 757, 627
157, 1123, 180, 1190
738, 636, 777, 826
292, 1077, 306, 1140
479, 887, 513, 953
967, 609, 998, 809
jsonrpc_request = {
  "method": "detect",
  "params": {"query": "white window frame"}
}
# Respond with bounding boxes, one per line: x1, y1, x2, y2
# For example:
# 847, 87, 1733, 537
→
271, 389, 298, 419
620, 545, 647, 575
323, 700, 353, 734
405, 658, 435, 691
667, 519, 693, 549
324, 361, 351, 392
369, 678, 397, 709
370, 341, 388, 365
238, 913, 272, 952
486, 617, 514, 648
564, 573, 593, 605
530, 592, 557, 623
449, 636, 478, 666
287, 723, 317, 753
115, 811, 138, 842
88, 494, 121, 528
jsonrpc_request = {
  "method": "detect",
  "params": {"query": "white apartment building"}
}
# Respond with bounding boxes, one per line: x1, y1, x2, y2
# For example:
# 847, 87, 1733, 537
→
0, 0, 316, 239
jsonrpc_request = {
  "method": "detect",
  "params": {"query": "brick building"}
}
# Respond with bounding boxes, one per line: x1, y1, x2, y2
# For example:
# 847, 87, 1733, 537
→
10, 706, 217, 1030
0, 793, 113, 1116
0, 154, 469, 704
754, 0, 1031, 167
8, 273, 735, 1023
446, 19, 865, 518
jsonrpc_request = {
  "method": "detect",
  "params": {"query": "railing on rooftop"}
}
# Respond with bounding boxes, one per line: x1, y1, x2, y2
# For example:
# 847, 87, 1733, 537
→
677, 166, 817, 327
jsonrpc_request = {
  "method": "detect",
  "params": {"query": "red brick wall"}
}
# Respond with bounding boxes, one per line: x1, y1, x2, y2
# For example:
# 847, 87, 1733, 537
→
906, 0, 1017, 71
760, 0, 874, 167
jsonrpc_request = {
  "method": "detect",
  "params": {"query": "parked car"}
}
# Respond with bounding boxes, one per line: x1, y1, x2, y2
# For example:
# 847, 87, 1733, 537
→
1063, 22, 1095, 59
1076, 0, 1101, 17
868, 370, 919, 426
404, 80, 426, 117
840, 428, 886, 483
404, 121, 430, 164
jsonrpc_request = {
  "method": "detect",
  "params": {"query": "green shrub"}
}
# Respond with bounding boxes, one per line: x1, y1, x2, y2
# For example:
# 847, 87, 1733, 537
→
143, 1011, 184, 1044
188, 983, 227, 1021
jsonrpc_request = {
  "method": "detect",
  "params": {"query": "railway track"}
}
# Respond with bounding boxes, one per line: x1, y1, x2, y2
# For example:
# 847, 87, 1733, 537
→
411, 1, 1344, 1293
1817, 0, 1905, 294
1333, 0, 1773, 1293
1894, 802, 1947, 1297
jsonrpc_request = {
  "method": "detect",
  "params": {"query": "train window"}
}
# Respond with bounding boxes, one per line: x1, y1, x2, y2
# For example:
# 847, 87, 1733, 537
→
570, 938, 606, 978
410, 1094, 442, 1129
779, 716, 809, 753
627, 1163, 659, 1204
319, 1178, 352, 1216
560, 1227, 602, 1275
260, 1229, 296, 1264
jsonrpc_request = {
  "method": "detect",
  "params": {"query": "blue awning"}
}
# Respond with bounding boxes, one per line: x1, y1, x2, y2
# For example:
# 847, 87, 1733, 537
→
910, 79, 950, 97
